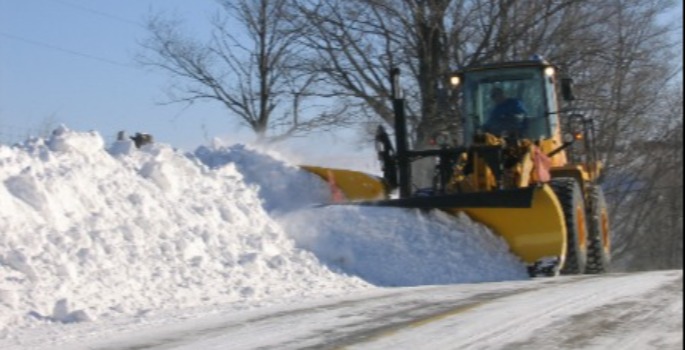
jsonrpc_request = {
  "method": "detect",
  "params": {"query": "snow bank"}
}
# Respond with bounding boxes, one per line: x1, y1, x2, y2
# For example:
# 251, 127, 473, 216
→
194, 143, 331, 214
194, 143, 528, 286
0, 127, 367, 334
281, 207, 528, 286
0, 126, 528, 336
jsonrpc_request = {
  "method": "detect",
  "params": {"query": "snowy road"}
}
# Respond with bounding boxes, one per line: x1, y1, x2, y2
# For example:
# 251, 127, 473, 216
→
11, 270, 680, 350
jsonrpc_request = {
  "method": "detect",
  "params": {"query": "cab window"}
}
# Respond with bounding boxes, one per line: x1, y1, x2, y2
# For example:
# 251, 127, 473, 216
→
462, 67, 550, 141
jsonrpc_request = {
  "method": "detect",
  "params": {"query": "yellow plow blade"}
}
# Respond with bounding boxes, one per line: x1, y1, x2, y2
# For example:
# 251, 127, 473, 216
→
456, 185, 566, 264
300, 164, 566, 265
300, 165, 388, 201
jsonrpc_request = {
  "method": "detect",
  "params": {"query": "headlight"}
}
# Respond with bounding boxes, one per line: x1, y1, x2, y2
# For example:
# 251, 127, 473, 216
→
449, 75, 460, 87
544, 67, 555, 77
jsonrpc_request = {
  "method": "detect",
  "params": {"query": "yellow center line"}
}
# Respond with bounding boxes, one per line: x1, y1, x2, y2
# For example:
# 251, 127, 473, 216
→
337, 301, 486, 349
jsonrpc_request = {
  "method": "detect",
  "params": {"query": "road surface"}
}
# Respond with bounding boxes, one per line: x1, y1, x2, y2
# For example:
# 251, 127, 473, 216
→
4, 270, 682, 350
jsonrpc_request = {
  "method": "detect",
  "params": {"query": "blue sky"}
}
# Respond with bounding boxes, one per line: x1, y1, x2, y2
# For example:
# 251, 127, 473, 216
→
0, 0, 682, 160
0, 0, 370, 166
0, 0, 228, 149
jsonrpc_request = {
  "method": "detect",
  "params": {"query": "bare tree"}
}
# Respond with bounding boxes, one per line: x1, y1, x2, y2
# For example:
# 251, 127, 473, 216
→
139, 0, 348, 143
610, 85, 683, 270
294, 0, 599, 185
296, 0, 589, 138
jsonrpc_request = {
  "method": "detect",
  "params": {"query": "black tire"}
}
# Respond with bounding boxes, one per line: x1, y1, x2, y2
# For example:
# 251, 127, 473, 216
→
585, 184, 611, 273
550, 178, 588, 274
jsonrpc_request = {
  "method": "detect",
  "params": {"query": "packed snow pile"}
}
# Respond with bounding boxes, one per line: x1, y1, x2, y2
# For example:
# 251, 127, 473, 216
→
194, 143, 332, 215
0, 126, 528, 336
281, 207, 526, 286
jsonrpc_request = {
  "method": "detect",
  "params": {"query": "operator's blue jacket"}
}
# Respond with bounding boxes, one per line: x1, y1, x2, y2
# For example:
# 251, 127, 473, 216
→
484, 98, 527, 135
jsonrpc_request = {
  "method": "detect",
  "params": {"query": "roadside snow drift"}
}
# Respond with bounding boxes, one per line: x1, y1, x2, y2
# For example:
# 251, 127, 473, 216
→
281, 207, 526, 286
0, 127, 527, 336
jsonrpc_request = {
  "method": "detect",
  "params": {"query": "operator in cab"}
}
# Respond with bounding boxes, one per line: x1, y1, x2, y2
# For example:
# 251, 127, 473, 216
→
483, 87, 527, 137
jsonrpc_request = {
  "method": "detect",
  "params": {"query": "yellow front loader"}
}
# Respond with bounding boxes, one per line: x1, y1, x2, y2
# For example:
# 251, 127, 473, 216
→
302, 59, 611, 276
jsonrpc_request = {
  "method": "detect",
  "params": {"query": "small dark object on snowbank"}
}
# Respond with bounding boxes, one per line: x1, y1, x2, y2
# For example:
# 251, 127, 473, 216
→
118, 131, 154, 148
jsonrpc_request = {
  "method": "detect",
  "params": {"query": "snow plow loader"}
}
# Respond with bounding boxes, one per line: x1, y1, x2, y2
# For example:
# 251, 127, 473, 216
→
302, 59, 611, 276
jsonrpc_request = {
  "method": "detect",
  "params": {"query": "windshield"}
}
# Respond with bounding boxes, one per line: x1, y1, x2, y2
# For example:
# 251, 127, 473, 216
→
462, 67, 552, 141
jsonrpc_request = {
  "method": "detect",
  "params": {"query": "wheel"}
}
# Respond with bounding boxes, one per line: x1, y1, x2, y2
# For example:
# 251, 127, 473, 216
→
550, 178, 588, 274
585, 184, 611, 273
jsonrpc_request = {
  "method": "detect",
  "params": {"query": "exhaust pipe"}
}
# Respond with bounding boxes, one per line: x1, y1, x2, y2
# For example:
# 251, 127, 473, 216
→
390, 68, 412, 198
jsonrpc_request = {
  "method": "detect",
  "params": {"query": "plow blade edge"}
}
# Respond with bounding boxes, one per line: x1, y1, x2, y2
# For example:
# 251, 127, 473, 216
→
301, 166, 566, 265
353, 186, 567, 264
456, 185, 567, 264
300, 165, 387, 201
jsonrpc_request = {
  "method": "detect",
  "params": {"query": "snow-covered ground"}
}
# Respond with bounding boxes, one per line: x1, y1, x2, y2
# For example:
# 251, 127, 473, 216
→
3, 271, 682, 349
1, 127, 535, 346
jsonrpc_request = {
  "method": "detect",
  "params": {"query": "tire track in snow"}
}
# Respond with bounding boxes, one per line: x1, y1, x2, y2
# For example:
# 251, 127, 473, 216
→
278, 276, 592, 349
503, 275, 683, 349
90, 280, 561, 350
349, 272, 682, 350
85, 272, 680, 350
90, 288, 435, 350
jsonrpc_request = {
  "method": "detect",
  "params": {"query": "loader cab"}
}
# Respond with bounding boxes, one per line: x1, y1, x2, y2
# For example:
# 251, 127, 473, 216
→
452, 61, 562, 145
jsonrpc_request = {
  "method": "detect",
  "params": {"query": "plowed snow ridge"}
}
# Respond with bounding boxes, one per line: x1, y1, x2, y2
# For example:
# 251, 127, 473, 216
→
0, 127, 527, 336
